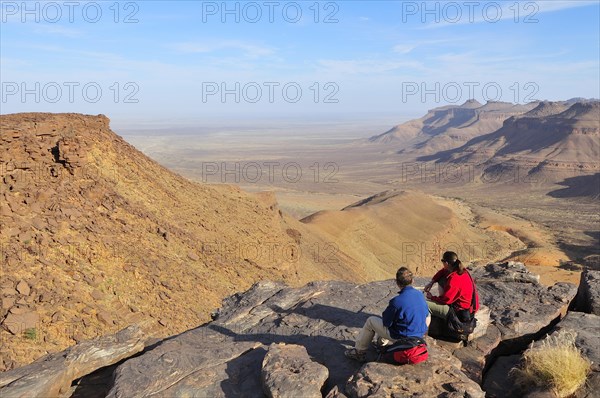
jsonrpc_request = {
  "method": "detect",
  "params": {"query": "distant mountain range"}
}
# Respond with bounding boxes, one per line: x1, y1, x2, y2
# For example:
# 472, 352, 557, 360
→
367, 99, 600, 188
368, 99, 539, 155
418, 100, 600, 181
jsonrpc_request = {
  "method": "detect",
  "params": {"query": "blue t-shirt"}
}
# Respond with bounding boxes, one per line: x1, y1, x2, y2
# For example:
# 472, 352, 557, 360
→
382, 285, 429, 339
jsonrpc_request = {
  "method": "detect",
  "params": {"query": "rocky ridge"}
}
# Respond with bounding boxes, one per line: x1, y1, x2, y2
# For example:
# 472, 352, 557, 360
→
1, 262, 597, 397
367, 100, 539, 155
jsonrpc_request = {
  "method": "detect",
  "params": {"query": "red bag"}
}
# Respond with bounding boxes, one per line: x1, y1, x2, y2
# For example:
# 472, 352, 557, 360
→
378, 337, 428, 365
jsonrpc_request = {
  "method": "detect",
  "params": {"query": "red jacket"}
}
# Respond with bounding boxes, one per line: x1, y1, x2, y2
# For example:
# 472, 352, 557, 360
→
431, 271, 480, 312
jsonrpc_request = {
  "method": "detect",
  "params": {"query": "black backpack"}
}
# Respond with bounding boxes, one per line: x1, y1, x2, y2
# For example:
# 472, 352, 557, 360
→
446, 272, 477, 340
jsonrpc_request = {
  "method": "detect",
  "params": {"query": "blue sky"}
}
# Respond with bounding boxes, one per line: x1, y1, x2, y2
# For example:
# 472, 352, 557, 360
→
1, 1, 599, 125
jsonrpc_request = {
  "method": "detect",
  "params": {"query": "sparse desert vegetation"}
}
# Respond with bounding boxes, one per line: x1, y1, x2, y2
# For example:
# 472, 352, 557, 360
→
512, 331, 591, 397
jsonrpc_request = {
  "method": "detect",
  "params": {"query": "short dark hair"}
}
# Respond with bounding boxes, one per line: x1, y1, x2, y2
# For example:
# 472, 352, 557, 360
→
396, 267, 413, 288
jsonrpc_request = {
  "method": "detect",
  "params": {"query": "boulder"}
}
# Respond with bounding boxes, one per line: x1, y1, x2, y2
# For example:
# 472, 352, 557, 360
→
1, 287, 18, 297
2, 310, 39, 335
2, 297, 16, 310
261, 343, 329, 398
346, 340, 485, 398
90, 289, 105, 301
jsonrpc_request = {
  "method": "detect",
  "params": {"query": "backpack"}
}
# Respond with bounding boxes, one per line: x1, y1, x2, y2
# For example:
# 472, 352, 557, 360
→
446, 306, 477, 340
377, 337, 428, 365
446, 272, 478, 340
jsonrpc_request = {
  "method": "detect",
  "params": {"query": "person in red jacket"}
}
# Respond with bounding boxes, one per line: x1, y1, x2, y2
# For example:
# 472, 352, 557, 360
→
424, 251, 479, 321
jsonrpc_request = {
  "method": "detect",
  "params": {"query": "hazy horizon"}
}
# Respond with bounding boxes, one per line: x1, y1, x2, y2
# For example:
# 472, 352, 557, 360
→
2, 1, 599, 126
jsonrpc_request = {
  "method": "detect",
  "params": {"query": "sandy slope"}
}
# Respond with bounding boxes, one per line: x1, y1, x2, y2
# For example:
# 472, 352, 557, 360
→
300, 190, 522, 278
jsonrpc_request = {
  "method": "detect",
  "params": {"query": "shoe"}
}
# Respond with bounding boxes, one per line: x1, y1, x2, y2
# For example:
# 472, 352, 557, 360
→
344, 348, 367, 362
372, 337, 391, 352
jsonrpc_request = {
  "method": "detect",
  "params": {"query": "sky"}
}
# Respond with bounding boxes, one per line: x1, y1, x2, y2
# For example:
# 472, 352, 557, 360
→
1, 0, 599, 127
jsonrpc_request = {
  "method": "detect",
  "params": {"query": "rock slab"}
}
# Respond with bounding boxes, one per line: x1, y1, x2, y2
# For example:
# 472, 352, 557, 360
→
473, 263, 578, 342
0, 323, 150, 398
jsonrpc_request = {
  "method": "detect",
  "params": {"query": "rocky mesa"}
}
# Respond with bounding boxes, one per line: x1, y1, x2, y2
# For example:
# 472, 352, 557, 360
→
417, 100, 600, 183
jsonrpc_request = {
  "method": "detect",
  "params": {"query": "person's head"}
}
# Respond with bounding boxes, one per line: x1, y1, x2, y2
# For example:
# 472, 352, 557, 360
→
441, 251, 467, 275
396, 267, 414, 288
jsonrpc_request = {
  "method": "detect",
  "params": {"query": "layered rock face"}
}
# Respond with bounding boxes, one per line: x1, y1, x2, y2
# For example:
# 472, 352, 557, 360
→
3, 262, 593, 398
420, 101, 600, 182
368, 100, 538, 155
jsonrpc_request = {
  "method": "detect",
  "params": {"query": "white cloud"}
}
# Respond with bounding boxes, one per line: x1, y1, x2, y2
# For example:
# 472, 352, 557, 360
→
171, 41, 275, 58
392, 44, 417, 54
392, 38, 456, 54
32, 25, 82, 38
317, 59, 423, 74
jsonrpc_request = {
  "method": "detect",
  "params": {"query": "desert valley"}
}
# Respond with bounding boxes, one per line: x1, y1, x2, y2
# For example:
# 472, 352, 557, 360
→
126, 99, 600, 282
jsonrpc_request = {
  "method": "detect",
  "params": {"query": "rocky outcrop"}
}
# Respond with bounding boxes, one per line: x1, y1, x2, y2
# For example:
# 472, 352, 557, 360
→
564, 313, 600, 398
482, 263, 598, 397
101, 263, 576, 397
0, 323, 151, 398
553, 312, 600, 369
0, 262, 582, 397
576, 269, 600, 315
472, 263, 577, 343
473, 262, 540, 284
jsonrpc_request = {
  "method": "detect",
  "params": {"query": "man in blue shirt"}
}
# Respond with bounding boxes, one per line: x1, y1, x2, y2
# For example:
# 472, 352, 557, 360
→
345, 267, 430, 362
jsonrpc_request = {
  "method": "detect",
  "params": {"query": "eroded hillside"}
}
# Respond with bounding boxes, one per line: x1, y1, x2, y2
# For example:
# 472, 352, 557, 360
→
0, 113, 363, 369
